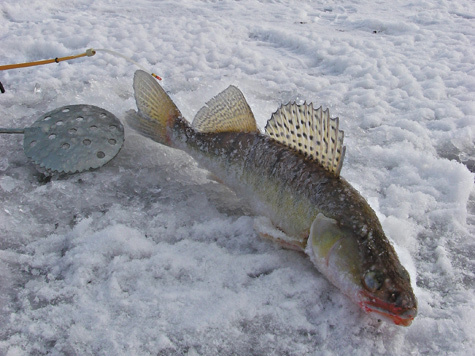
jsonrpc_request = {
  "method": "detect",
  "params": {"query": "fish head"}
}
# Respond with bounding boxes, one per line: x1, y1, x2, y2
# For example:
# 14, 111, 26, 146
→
306, 213, 417, 326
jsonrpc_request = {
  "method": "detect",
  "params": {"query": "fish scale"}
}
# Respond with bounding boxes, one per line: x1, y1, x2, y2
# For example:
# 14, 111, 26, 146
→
126, 70, 417, 326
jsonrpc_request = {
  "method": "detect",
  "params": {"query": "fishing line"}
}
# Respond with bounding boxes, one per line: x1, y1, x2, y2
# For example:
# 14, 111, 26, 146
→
0, 48, 162, 93
94, 49, 162, 80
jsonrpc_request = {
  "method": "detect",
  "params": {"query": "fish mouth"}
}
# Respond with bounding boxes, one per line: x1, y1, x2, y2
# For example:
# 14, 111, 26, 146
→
359, 292, 417, 327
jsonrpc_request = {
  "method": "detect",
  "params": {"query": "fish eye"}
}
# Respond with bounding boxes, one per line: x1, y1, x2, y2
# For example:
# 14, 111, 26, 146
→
399, 266, 410, 281
363, 270, 384, 292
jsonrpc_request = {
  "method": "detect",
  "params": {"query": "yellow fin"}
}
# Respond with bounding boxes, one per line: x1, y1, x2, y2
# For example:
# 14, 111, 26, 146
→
192, 85, 258, 133
265, 103, 346, 177
126, 70, 182, 146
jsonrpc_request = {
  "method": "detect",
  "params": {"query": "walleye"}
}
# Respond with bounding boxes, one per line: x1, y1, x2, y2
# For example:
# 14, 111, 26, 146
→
126, 70, 417, 326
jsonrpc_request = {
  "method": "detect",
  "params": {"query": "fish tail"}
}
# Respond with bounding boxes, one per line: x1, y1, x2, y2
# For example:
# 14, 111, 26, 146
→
126, 70, 182, 146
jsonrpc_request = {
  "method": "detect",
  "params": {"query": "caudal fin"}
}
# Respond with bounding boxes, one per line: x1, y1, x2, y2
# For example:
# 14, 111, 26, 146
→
126, 70, 181, 146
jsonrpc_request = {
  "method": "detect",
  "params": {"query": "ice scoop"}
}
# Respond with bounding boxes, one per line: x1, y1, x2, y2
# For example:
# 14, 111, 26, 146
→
0, 105, 124, 174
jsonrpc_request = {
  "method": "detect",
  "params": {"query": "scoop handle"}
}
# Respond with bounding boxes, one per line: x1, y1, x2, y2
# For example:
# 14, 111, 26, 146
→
0, 128, 25, 134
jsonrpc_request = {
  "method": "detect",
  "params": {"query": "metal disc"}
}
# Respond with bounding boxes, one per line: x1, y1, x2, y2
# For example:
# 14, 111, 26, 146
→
23, 105, 124, 174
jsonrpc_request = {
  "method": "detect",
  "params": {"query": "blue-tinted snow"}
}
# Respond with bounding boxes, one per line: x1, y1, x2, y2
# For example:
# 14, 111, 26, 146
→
1, 0, 474, 355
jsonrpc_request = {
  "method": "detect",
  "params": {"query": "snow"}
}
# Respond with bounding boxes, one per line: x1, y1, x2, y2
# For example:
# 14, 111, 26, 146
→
1, 0, 474, 355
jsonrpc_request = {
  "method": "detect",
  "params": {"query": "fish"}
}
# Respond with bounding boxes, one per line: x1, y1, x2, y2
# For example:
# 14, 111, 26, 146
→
126, 70, 418, 326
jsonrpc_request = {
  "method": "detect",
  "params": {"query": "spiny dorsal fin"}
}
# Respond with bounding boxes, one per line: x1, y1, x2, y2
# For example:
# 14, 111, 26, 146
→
192, 85, 258, 133
265, 103, 346, 177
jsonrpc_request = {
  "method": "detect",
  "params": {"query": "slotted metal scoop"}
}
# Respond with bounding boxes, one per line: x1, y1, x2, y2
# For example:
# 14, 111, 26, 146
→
0, 105, 124, 174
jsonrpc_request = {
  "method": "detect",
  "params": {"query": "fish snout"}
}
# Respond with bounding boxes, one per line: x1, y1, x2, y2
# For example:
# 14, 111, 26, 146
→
359, 289, 417, 326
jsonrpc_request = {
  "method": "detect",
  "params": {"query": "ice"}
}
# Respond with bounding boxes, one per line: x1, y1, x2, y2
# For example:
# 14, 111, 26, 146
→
1, 0, 474, 355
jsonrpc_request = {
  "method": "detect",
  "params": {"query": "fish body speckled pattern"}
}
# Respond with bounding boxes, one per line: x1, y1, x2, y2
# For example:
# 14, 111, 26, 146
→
127, 70, 417, 326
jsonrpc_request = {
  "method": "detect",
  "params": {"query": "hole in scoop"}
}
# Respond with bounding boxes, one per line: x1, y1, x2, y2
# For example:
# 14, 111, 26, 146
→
62, 108, 70, 113
83, 139, 91, 146
69, 128, 77, 134
108, 139, 117, 145
29, 140, 37, 148
49, 134, 56, 140
62, 143, 70, 150
97, 151, 105, 159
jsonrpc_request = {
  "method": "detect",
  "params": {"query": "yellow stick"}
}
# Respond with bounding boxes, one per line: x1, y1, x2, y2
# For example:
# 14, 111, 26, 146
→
0, 49, 95, 71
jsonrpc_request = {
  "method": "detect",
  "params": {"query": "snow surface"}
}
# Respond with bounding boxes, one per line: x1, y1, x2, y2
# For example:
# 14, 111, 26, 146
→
1, 0, 474, 355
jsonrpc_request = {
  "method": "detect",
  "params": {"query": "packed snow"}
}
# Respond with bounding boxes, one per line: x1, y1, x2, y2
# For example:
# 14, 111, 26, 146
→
1, 0, 474, 355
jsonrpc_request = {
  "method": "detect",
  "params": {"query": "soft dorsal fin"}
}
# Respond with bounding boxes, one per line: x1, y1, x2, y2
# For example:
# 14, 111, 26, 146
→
192, 85, 258, 133
265, 103, 346, 177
